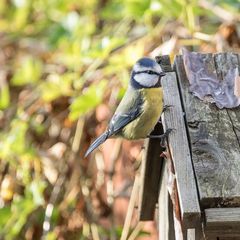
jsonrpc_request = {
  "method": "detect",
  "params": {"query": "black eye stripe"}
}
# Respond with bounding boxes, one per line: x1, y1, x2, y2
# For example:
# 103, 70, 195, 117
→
134, 70, 166, 77
134, 70, 159, 75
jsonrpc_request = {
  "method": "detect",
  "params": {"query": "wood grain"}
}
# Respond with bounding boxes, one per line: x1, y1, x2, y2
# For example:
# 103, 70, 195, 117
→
205, 208, 240, 239
158, 159, 175, 240
174, 54, 240, 208
214, 53, 240, 146
205, 207, 240, 226
187, 229, 196, 240
138, 123, 165, 220
161, 71, 201, 233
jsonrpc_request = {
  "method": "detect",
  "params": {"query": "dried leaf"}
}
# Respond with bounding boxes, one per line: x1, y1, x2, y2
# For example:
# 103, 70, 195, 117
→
183, 48, 240, 108
0, 175, 15, 201
150, 36, 177, 57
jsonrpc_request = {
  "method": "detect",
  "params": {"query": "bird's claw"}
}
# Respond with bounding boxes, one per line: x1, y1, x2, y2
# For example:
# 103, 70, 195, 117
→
158, 105, 173, 123
161, 128, 174, 146
162, 104, 173, 113
147, 128, 174, 147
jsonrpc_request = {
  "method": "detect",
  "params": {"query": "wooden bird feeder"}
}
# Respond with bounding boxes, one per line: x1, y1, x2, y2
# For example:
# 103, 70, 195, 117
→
138, 52, 240, 240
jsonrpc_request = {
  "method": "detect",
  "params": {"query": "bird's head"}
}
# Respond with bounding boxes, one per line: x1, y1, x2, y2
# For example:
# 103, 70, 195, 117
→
130, 57, 165, 89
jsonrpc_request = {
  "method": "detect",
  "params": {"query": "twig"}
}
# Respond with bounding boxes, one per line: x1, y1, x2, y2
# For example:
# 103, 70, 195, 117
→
193, 32, 214, 42
199, 0, 239, 22
120, 174, 140, 240
106, 138, 122, 240
71, 117, 98, 223
128, 222, 144, 240
42, 117, 85, 239
91, 223, 100, 240
41, 174, 65, 240
72, 117, 84, 153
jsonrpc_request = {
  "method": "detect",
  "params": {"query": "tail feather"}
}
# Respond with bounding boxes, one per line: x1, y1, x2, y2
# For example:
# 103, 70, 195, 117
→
84, 132, 109, 157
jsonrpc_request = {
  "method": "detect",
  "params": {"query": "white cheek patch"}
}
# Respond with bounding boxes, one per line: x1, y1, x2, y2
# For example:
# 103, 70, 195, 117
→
153, 64, 163, 73
134, 73, 159, 87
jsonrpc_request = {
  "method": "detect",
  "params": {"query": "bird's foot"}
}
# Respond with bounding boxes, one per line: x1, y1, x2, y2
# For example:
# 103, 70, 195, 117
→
163, 104, 173, 112
158, 105, 173, 124
147, 128, 174, 147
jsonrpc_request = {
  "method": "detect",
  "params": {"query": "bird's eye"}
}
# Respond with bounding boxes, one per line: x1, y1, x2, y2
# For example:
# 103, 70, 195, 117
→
147, 70, 154, 74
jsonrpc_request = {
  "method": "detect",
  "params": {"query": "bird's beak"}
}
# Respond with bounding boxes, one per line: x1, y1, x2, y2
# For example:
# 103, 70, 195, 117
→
159, 72, 166, 77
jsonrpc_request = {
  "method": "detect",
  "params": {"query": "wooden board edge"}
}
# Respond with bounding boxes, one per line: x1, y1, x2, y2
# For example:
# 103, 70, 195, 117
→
161, 71, 201, 232
138, 123, 165, 220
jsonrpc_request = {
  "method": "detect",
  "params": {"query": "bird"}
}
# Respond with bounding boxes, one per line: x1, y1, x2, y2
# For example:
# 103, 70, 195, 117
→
85, 57, 170, 157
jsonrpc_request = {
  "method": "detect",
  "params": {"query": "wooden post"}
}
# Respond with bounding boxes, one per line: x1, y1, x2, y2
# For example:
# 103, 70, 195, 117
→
158, 159, 175, 240
138, 122, 165, 220
161, 62, 202, 237
140, 52, 240, 239
205, 208, 240, 239
187, 229, 196, 240
174, 53, 240, 208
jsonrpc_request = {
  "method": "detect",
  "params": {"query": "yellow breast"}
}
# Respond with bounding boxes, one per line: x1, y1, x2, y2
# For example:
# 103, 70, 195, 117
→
122, 87, 163, 139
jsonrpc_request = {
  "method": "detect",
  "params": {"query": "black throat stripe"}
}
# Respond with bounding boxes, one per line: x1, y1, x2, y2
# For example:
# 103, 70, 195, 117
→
134, 70, 160, 76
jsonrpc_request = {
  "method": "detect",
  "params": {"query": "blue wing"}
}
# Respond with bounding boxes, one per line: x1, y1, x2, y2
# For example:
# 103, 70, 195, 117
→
84, 91, 143, 157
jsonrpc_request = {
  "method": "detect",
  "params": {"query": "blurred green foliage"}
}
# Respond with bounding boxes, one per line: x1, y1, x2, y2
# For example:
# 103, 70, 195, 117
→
0, 0, 239, 239
0, 179, 45, 240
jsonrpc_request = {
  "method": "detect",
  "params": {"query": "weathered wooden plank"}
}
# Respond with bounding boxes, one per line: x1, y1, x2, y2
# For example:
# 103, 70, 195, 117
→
213, 53, 240, 206
205, 208, 240, 226
138, 123, 164, 220
205, 232, 240, 239
205, 208, 240, 239
229, 53, 240, 146
187, 229, 196, 240
161, 71, 201, 232
158, 159, 175, 240
155, 55, 173, 72
205, 229, 240, 239
216, 53, 240, 147
174, 54, 240, 208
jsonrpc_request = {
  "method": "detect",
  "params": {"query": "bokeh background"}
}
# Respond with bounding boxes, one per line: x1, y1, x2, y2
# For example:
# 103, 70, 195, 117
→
0, 0, 239, 239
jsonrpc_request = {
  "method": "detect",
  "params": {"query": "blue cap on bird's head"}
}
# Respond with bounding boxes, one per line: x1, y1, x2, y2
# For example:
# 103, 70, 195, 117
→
131, 57, 165, 89
136, 58, 157, 68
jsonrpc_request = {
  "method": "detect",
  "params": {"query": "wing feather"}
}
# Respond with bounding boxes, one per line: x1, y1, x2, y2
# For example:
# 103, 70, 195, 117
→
107, 89, 143, 135
85, 88, 143, 156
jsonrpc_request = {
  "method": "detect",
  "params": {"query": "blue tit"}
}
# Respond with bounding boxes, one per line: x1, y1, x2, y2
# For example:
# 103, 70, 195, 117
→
85, 57, 166, 157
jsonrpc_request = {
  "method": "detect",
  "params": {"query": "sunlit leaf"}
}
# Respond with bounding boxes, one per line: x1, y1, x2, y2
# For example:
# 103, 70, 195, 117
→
0, 175, 15, 201
12, 0, 31, 30
11, 57, 43, 86
0, 207, 11, 227
0, 83, 10, 109
124, 0, 151, 19
0, 178, 46, 239
69, 81, 107, 120
101, 2, 124, 20
28, 179, 46, 206
45, 231, 58, 240
47, 23, 70, 47
5, 198, 35, 239
0, 118, 28, 159
39, 72, 76, 102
